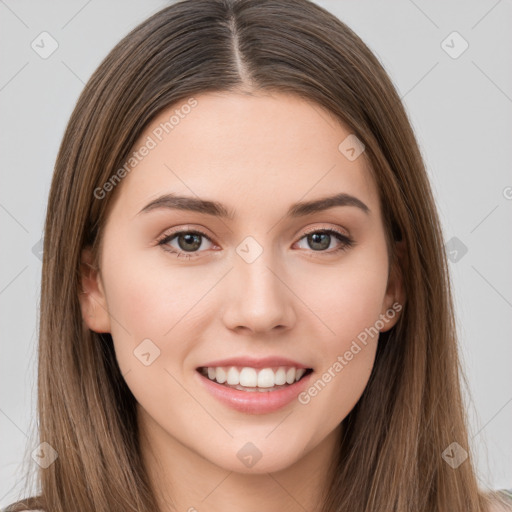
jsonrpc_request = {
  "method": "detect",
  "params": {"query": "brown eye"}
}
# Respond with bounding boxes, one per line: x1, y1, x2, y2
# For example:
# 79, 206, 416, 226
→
158, 229, 214, 258
296, 229, 353, 254
175, 233, 202, 251
306, 232, 331, 251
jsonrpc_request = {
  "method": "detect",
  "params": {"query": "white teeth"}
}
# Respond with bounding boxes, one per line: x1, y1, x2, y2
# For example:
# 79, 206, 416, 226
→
274, 367, 287, 385
226, 367, 239, 385
201, 365, 310, 388
239, 367, 257, 387
216, 367, 227, 383
257, 368, 275, 388
295, 368, 306, 381
286, 367, 296, 384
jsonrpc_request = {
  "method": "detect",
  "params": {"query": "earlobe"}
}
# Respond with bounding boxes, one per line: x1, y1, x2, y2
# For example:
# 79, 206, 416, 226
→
380, 240, 406, 332
79, 247, 111, 333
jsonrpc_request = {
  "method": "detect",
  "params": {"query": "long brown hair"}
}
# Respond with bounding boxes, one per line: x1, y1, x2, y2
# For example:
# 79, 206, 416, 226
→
5, 0, 502, 510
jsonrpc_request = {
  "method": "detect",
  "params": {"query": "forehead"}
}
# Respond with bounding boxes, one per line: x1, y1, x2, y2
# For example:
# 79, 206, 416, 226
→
109, 91, 379, 223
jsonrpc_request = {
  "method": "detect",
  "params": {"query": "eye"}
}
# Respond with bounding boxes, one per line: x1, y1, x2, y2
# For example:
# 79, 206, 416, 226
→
157, 226, 354, 260
294, 228, 354, 255
157, 228, 215, 259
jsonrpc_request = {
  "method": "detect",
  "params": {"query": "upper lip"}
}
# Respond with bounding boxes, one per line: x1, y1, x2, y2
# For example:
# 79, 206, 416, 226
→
197, 356, 312, 370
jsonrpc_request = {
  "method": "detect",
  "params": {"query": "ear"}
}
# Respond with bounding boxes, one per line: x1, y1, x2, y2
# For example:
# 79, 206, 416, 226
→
379, 240, 406, 332
79, 246, 111, 333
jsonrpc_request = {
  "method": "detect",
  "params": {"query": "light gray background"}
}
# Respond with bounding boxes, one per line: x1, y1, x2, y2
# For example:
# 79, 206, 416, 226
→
1, 0, 511, 506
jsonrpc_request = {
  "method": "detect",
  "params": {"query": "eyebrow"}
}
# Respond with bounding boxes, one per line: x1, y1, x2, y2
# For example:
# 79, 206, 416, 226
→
137, 192, 370, 219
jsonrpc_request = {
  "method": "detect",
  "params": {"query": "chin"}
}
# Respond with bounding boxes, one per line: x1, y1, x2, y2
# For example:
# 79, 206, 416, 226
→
203, 436, 310, 475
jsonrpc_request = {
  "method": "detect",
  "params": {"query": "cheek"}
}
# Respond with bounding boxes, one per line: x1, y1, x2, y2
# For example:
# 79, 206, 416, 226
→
100, 254, 207, 417
101, 247, 221, 373
294, 245, 388, 425
297, 247, 389, 347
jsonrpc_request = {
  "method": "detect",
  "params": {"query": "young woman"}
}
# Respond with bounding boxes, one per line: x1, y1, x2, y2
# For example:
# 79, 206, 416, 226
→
5, 0, 511, 511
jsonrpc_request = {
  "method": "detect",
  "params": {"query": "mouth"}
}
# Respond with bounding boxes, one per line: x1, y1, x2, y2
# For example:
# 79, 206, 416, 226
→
195, 357, 315, 414
196, 365, 314, 392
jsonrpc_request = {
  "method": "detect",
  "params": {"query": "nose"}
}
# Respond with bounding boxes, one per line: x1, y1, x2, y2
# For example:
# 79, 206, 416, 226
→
221, 252, 297, 335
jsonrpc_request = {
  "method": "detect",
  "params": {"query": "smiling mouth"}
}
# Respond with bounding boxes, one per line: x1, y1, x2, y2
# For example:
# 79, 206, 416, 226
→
197, 366, 314, 392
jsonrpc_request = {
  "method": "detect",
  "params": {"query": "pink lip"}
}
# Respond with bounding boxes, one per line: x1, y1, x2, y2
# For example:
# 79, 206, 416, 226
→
195, 369, 314, 415
197, 356, 311, 370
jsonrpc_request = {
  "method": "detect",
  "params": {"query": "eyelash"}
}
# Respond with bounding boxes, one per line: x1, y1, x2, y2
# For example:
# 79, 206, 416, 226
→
156, 226, 354, 259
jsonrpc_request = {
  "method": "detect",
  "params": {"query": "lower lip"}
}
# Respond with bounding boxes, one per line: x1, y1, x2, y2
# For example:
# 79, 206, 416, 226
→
196, 370, 314, 415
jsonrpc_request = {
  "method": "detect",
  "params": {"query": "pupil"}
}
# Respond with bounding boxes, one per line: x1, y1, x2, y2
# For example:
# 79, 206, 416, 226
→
309, 232, 330, 250
179, 233, 201, 251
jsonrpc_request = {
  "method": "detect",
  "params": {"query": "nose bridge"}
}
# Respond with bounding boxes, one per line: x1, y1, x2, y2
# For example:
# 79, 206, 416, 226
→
222, 235, 295, 332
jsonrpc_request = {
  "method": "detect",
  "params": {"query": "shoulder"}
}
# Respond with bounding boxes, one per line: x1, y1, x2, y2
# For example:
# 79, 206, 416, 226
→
0, 508, 45, 512
0, 497, 45, 512
487, 489, 512, 511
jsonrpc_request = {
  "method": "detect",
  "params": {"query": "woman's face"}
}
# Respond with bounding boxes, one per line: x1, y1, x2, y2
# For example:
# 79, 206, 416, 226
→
80, 91, 403, 474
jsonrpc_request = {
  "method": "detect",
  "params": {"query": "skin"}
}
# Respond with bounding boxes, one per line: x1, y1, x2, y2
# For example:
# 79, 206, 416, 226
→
79, 91, 405, 512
